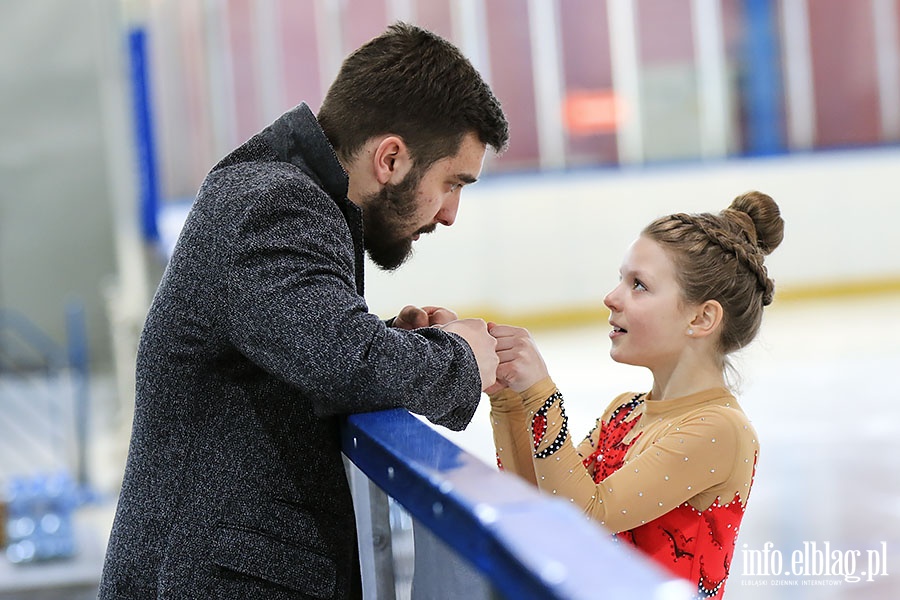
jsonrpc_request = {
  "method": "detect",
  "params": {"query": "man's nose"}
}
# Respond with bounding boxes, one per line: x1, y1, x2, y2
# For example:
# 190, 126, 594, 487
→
436, 194, 460, 226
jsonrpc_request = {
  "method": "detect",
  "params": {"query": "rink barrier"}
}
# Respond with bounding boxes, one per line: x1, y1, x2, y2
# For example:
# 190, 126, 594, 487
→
341, 408, 693, 600
0, 304, 92, 564
0, 304, 91, 486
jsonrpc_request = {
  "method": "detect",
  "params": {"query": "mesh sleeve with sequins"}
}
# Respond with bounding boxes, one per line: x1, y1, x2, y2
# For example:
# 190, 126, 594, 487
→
501, 377, 751, 533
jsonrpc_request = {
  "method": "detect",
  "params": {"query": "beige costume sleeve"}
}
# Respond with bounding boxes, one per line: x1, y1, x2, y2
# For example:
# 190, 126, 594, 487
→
492, 377, 745, 533
488, 385, 541, 486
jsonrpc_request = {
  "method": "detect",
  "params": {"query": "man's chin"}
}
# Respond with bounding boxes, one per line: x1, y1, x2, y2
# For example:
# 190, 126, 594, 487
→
366, 241, 414, 271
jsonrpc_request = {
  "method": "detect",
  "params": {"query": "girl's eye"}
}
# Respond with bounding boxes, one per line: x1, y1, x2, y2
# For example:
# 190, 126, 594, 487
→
632, 279, 647, 292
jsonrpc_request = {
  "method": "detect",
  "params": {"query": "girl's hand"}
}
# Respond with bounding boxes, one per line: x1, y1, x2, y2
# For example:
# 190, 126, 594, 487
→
488, 323, 550, 393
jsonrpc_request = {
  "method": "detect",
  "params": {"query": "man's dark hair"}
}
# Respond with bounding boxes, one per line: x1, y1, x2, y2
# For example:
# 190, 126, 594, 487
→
317, 22, 509, 170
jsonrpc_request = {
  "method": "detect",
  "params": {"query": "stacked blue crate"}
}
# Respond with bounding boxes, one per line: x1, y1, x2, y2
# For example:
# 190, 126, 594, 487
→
4, 471, 79, 564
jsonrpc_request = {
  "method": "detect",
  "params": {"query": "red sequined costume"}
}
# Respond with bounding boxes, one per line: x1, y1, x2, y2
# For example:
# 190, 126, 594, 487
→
489, 377, 758, 599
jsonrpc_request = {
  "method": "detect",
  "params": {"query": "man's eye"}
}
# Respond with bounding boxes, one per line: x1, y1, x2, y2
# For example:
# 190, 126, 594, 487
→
449, 183, 461, 193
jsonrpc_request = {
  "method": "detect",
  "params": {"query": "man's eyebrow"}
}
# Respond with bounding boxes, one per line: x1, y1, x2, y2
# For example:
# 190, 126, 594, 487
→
456, 174, 478, 185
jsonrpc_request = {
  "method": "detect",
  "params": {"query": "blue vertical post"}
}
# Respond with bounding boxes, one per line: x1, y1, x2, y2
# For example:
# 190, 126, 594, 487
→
127, 26, 161, 243
742, 0, 786, 155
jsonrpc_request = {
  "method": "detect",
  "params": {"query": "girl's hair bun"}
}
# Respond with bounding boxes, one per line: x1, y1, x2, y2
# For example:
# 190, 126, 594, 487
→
725, 191, 784, 256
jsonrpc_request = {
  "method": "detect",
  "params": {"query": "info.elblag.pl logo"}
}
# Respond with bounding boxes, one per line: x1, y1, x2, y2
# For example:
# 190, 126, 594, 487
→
739, 541, 890, 588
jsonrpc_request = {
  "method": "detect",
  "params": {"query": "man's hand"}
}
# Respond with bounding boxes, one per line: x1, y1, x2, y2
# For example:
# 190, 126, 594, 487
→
441, 318, 499, 392
488, 323, 549, 393
392, 305, 459, 330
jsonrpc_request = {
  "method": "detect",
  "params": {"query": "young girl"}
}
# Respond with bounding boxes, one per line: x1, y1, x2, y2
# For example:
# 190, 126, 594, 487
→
487, 191, 784, 599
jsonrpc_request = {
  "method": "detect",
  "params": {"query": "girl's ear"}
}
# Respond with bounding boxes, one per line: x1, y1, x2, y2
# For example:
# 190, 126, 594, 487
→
689, 299, 723, 338
372, 135, 413, 185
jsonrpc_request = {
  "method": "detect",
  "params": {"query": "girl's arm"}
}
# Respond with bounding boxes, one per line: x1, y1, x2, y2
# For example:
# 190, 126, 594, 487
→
488, 386, 541, 485
518, 380, 742, 532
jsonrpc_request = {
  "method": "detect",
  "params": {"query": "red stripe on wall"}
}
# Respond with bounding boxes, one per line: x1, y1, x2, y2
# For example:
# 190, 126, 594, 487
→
227, 0, 261, 144
808, 0, 880, 147
277, 0, 324, 112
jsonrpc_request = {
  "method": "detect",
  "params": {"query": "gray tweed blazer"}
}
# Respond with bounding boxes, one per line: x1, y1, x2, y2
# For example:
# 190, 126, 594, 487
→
98, 104, 482, 599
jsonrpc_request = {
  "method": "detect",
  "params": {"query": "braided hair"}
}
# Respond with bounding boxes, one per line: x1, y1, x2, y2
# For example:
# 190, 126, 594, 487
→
642, 191, 785, 357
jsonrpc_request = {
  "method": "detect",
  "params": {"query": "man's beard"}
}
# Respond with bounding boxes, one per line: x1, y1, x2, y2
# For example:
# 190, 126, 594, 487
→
362, 168, 433, 271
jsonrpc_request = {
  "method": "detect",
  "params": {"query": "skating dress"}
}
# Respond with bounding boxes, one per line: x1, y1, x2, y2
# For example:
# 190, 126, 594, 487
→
490, 378, 759, 599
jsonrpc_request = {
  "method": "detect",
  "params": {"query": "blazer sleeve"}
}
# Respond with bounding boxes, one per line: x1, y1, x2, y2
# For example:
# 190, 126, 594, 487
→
224, 178, 481, 430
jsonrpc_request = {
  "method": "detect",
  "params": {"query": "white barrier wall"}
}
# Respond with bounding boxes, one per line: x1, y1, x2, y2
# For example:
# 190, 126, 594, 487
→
364, 146, 900, 322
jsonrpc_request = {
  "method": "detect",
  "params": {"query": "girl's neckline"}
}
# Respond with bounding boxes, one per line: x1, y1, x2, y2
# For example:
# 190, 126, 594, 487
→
642, 386, 735, 415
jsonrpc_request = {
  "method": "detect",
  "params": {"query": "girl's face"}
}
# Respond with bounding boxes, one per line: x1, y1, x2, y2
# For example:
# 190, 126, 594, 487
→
603, 236, 697, 371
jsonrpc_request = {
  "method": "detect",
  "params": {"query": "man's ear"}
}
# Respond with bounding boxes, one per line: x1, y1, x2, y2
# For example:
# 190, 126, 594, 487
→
689, 299, 723, 338
372, 135, 413, 185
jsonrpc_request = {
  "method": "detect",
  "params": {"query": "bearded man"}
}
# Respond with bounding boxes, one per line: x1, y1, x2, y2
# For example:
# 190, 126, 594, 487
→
99, 22, 508, 600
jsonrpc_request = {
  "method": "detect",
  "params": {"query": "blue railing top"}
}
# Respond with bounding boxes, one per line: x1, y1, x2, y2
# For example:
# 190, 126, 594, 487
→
341, 408, 694, 600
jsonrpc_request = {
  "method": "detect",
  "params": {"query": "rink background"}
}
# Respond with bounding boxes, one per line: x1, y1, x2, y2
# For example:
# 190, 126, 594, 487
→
2, 1, 899, 597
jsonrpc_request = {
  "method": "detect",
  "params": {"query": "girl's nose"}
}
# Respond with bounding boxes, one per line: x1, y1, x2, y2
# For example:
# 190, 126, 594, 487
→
603, 285, 620, 311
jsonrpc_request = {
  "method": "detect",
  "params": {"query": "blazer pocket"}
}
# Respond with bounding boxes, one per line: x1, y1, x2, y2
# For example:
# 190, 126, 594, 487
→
211, 524, 336, 599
